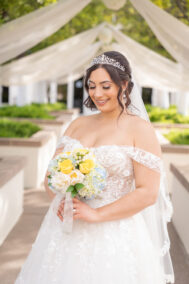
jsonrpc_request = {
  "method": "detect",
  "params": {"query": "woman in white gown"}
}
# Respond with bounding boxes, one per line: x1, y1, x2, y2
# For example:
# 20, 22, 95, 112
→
15, 51, 174, 284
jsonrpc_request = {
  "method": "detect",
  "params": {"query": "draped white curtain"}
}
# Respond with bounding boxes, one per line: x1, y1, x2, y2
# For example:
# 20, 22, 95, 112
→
0, 24, 103, 85
130, 0, 189, 70
1, 21, 189, 95
108, 24, 189, 92
0, 0, 91, 64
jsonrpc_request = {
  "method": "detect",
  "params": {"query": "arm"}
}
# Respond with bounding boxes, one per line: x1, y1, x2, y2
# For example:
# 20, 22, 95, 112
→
44, 116, 83, 200
44, 147, 63, 201
95, 119, 162, 223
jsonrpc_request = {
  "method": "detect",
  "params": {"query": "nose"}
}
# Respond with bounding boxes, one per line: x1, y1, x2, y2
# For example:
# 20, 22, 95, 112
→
93, 86, 104, 98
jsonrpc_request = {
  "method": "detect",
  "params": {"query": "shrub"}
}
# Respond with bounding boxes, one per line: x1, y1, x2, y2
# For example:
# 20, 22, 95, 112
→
0, 103, 66, 119
145, 104, 189, 124
0, 119, 41, 138
163, 129, 189, 145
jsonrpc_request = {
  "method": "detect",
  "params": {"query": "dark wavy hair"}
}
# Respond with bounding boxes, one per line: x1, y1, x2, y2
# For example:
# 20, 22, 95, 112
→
83, 51, 138, 118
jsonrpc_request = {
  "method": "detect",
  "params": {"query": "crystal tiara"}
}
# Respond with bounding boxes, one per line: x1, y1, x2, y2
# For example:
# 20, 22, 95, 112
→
89, 54, 125, 72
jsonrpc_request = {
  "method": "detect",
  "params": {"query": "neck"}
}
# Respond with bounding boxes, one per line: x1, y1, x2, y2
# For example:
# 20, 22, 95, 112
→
98, 107, 127, 122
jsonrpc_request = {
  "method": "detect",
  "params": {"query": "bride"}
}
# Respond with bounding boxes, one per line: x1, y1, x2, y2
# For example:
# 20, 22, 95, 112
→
15, 51, 174, 283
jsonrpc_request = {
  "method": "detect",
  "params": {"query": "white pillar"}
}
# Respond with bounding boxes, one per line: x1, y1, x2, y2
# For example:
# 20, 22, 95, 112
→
49, 82, 58, 103
151, 89, 159, 106
16, 86, 27, 106
67, 76, 74, 109
36, 81, 48, 103
177, 92, 189, 116
170, 91, 179, 106
152, 89, 169, 108
9, 85, 22, 105
0, 86, 2, 106
159, 90, 170, 109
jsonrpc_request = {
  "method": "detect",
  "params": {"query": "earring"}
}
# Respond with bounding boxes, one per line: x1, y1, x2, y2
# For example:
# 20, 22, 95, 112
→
123, 89, 127, 102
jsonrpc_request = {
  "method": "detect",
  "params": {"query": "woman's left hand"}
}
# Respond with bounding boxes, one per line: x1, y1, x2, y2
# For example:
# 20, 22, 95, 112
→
57, 197, 100, 223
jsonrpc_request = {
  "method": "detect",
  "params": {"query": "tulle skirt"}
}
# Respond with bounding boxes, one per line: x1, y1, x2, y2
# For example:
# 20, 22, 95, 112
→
15, 195, 166, 284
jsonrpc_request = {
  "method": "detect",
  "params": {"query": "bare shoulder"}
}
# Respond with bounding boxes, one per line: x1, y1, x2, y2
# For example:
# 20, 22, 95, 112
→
63, 114, 96, 136
131, 115, 162, 158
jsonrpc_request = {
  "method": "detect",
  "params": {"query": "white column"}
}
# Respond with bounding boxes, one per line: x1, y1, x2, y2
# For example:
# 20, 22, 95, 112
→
16, 86, 27, 106
177, 92, 189, 116
9, 85, 22, 105
37, 81, 48, 103
159, 90, 170, 109
151, 89, 159, 106
0, 86, 2, 106
67, 75, 74, 109
170, 91, 179, 106
49, 81, 58, 103
152, 89, 169, 108
30, 82, 41, 103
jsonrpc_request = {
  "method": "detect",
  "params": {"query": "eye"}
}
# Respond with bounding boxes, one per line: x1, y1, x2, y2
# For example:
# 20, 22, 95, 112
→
89, 86, 95, 89
103, 86, 110, 89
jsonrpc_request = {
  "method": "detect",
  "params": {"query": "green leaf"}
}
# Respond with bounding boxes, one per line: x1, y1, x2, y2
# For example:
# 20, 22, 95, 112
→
47, 175, 51, 178
66, 185, 74, 192
75, 183, 84, 190
71, 189, 78, 198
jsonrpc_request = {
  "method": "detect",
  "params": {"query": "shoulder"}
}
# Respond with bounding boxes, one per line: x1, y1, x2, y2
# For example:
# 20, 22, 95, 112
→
131, 116, 162, 158
63, 114, 96, 136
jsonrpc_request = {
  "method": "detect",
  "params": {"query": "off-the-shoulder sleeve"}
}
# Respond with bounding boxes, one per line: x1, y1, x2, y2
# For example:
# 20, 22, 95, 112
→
124, 146, 163, 173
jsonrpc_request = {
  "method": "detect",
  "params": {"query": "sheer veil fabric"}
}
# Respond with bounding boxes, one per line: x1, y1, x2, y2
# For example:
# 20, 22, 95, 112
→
126, 76, 174, 283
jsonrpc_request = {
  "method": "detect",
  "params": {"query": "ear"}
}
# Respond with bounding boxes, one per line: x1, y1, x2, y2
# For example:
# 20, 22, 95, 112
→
122, 81, 128, 90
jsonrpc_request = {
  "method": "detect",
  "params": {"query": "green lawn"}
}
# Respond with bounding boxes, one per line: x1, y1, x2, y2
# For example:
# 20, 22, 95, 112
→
0, 119, 41, 138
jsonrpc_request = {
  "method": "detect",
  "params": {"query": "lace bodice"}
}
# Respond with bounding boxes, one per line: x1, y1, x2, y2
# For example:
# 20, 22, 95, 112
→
57, 135, 163, 207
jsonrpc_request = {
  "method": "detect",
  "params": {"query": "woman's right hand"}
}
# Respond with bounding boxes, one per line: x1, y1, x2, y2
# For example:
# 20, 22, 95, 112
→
57, 197, 65, 222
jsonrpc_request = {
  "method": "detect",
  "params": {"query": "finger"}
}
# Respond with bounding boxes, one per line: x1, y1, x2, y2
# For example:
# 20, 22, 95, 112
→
73, 198, 80, 203
59, 203, 64, 210
60, 199, 65, 206
57, 209, 62, 215
73, 213, 81, 220
57, 212, 63, 221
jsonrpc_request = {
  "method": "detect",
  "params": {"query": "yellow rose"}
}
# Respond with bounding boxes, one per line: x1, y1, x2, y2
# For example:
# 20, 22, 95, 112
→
59, 159, 73, 174
79, 159, 95, 174
66, 151, 71, 155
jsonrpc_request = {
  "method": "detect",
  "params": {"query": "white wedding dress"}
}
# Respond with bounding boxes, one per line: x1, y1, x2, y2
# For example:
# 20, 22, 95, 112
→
15, 135, 173, 284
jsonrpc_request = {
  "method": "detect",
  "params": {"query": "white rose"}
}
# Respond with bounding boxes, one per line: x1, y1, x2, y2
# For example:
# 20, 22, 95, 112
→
69, 169, 85, 185
51, 172, 71, 194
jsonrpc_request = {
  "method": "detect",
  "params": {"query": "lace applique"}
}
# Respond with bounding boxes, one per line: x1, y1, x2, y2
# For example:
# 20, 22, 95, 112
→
123, 147, 163, 174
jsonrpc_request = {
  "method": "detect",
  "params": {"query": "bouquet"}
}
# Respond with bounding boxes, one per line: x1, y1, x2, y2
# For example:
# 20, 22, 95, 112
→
47, 147, 107, 200
47, 147, 107, 233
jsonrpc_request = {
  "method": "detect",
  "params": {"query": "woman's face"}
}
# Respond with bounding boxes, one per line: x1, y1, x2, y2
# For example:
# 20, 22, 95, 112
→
88, 67, 124, 113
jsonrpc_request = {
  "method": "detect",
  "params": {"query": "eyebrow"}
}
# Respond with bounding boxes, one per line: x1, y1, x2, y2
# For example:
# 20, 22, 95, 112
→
88, 79, 112, 84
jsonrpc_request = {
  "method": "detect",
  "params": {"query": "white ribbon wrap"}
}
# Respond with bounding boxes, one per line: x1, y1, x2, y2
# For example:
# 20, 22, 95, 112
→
53, 192, 74, 234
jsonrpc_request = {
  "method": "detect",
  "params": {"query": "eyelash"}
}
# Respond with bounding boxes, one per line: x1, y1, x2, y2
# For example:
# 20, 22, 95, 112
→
89, 86, 110, 90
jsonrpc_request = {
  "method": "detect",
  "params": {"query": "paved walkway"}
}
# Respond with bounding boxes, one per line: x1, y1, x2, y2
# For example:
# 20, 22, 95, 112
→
0, 188, 189, 284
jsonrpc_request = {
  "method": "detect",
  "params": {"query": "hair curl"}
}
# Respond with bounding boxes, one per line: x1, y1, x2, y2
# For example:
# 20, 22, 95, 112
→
83, 51, 138, 118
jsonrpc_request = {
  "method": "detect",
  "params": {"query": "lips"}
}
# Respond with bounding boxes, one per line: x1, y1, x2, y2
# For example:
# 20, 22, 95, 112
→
95, 99, 109, 106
